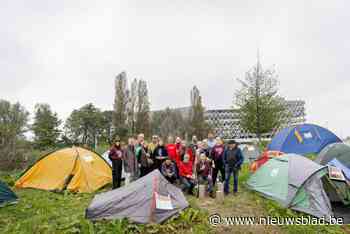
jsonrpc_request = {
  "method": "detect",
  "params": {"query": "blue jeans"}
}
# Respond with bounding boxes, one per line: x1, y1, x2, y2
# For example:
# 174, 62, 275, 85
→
180, 177, 196, 193
224, 165, 239, 193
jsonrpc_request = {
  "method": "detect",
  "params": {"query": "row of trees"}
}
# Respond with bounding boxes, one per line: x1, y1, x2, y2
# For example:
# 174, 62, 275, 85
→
112, 72, 210, 141
0, 59, 288, 170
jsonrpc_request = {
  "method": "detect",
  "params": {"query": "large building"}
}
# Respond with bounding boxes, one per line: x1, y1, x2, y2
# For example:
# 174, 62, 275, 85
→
205, 100, 306, 140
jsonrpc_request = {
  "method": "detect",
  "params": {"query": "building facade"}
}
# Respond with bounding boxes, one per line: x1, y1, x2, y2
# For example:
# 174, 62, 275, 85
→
205, 100, 306, 140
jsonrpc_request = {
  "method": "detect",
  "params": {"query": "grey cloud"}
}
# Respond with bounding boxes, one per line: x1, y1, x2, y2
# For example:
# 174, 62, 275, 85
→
0, 0, 350, 138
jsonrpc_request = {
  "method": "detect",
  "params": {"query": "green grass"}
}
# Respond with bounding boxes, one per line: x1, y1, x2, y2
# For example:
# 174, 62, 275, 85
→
0, 172, 212, 234
0, 164, 349, 234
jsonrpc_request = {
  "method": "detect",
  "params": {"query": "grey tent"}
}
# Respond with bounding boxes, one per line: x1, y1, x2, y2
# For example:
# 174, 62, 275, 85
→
315, 143, 350, 168
247, 154, 333, 219
242, 144, 260, 163
86, 170, 189, 224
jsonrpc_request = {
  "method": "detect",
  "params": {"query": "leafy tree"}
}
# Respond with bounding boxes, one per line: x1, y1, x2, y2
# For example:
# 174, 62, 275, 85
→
113, 72, 129, 139
188, 86, 211, 139
235, 59, 286, 140
100, 110, 113, 144
135, 79, 150, 136
32, 103, 61, 150
64, 103, 104, 147
0, 99, 29, 170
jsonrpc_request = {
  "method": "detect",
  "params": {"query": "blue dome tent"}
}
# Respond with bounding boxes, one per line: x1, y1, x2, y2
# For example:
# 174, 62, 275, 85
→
268, 123, 342, 155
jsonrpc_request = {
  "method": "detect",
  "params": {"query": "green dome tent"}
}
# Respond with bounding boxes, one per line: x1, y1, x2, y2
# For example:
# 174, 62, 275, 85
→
316, 143, 350, 169
247, 154, 332, 219
0, 180, 17, 207
315, 143, 350, 206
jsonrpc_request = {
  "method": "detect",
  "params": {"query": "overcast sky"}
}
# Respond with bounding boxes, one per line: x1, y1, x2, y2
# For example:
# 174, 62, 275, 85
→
1, 1, 349, 138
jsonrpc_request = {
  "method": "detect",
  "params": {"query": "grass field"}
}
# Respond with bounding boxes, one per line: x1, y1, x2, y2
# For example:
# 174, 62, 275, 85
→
1, 165, 349, 234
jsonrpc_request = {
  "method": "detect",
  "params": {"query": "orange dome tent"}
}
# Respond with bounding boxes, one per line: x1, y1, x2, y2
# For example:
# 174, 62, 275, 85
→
15, 147, 112, 193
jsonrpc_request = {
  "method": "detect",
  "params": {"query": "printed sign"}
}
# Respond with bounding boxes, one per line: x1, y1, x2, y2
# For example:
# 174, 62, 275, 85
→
155, 192, 173, 210
303, 132, 313, 139
328, 166, 346, 181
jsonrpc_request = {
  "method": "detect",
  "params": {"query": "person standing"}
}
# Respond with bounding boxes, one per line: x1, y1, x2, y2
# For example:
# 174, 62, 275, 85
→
108, 137, 124, 189
210, 137, 225, 186
166, 136, 179, 163
223, 140, 244, 195
135, 134, 149, 177
201, 140, 211, 158
123, 137, 137, 184
153, 139, 168, 170
189, 136, 198, 162
207, 132, 216, 150
148, 135, 159, 156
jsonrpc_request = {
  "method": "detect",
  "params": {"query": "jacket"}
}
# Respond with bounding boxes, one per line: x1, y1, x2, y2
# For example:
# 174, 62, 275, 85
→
108, 146, 123, 161
223, 147, 244, 168
153, 145, 168, 158
123, 145, 137, 174
135, 144, 148, 167
210, 144, 225, 166
178, 161, 193, 178
166, 144, 179, 162
196, 160, 212, 177
161, 162, 177, 177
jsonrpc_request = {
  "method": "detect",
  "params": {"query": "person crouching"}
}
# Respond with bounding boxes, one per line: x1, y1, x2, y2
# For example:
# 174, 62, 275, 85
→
161, 158, 177, 184
178, 154, 196, 195
196, 153, 214, 196
108, 137, 124, 189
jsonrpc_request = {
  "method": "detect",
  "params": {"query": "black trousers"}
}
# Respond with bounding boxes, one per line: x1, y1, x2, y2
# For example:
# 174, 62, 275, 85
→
140, 166, 149, 177
212, 163, 225, 186
164, 175, 177, 184
112, 159, 123, 189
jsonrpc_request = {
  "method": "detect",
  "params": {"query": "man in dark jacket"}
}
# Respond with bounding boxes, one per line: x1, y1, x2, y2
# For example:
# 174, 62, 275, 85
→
210, 137, 225, 186
153, 139, 168, 170
108, 137, 124, 189
223, 140, 244, 194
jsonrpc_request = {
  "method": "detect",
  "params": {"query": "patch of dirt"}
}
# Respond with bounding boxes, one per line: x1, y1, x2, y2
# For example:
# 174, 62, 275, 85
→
195, 189, 285, 234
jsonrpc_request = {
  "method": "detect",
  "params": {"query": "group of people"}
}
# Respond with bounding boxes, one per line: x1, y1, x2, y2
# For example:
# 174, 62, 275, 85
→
108, 132, 244, 196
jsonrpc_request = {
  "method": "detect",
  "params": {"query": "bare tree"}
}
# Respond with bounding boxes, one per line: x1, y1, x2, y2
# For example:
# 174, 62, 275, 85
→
113, 72, 129, 139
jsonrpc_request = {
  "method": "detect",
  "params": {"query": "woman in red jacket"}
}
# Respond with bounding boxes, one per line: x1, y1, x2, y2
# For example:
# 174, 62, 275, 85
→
166, 136, 178, 162
178, 154, 196, 195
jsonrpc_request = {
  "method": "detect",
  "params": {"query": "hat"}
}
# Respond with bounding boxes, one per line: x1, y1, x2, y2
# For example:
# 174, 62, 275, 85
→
228, 140, 237, 145
114, 136, 121, 142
